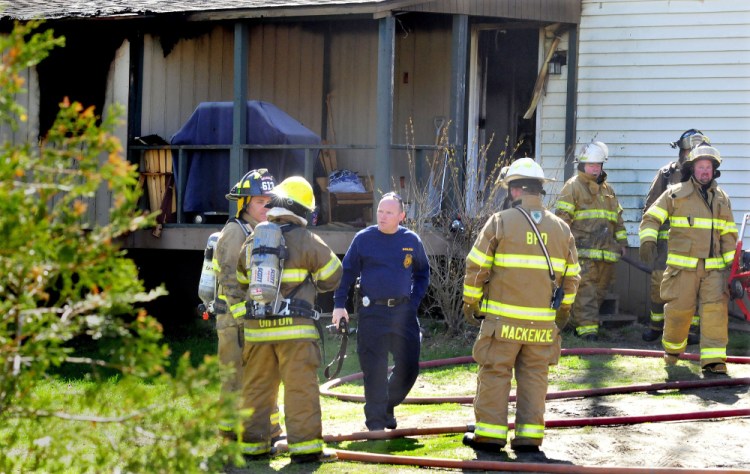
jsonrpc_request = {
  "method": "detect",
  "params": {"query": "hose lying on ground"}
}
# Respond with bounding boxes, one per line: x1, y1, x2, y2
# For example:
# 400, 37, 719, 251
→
306, 348, 750, 472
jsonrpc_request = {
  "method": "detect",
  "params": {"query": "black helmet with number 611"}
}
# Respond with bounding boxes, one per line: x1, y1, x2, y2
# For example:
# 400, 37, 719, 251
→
226, 168, 275, 217
226, 168, 275, 200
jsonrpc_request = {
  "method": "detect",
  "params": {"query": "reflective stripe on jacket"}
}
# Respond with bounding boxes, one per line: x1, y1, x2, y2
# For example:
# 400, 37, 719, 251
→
644, 161, 683, 243
555, 171, 627, 262
464, 195, 581, 328
639, 177, 737, 270
214, 215, 255, 315
237, 210, 342, 342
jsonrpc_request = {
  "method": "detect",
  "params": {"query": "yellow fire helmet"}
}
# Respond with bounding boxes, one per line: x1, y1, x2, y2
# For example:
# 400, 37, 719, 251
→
270, 176, 316, 211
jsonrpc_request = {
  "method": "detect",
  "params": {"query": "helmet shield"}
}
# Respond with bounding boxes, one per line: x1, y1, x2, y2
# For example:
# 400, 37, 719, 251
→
671, 129, 710, 150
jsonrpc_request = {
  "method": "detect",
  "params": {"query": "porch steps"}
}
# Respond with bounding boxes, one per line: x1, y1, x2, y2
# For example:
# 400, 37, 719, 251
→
599, 292, 638, 326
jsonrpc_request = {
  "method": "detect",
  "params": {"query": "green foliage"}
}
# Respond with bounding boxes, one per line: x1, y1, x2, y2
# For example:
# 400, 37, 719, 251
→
0, 22, 241, 472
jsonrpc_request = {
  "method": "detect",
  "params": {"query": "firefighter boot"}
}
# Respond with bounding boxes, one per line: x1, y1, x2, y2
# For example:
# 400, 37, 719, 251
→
703, 363, 728, 375
641, 327, 662, 342
463, 432, 505, 453
642, 303, 664, 342
290, 449, 338, 464
664, 353, 680, 366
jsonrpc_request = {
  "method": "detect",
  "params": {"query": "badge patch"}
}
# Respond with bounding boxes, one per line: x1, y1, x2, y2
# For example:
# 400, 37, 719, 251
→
531, 210, 543, 224
403, 253, 412, 268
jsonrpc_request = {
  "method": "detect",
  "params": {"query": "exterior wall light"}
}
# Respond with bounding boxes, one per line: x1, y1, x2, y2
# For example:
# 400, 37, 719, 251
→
548, 51, 567, 75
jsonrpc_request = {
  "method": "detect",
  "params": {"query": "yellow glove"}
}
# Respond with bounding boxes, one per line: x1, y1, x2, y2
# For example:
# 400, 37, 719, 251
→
639, 241, 657, 266
463, 302, 482, 327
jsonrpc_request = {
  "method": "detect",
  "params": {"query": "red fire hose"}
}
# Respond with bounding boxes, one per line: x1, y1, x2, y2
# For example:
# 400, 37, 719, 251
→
312, 348, 750, 472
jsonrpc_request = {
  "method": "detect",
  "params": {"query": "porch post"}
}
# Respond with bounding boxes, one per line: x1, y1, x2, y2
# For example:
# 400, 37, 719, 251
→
231, 22, 249, 212
449, 14, 469, 210
375, 15, 395, 198
564, 25, 578, 181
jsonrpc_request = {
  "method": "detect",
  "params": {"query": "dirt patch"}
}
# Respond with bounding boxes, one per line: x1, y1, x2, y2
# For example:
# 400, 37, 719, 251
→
323, 320, 750, 470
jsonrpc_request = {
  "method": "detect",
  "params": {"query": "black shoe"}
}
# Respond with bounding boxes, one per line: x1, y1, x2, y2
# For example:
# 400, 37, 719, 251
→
367, 424, 385, 431
511, 444, 540, 453
385, 415, 397, 429
687, 331, 700, 345
290, 449, 338, 464
642, 327, 662, 342
462, 432, 504, 453
581, 333, 598, 342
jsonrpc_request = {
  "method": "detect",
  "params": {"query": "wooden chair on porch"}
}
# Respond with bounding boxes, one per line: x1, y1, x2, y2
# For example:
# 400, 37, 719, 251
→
316, 145, 374, 224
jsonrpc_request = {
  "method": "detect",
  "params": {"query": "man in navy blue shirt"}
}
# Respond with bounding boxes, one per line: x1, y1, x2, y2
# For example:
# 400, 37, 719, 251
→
332, 192, 430, 431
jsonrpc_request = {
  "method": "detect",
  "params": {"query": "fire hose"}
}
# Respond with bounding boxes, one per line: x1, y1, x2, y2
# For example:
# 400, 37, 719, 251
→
303, 348, 750, 472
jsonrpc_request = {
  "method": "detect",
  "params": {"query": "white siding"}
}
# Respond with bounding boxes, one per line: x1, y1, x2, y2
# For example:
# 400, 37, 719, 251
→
576, 0, 750, 245
536, 29, 571, 203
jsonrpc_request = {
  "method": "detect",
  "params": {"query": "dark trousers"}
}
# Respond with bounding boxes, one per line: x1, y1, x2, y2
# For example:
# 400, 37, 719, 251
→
356, 304, 421, 429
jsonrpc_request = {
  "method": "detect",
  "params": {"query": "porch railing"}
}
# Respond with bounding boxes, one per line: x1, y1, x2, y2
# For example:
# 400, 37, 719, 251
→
129, 143, 440, 225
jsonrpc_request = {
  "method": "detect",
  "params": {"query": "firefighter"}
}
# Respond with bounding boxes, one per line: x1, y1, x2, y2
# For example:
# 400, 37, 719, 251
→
641, 130, 709, 344
639, 144, 737, 374
214, 168, 282, 440
331, 192, 430, 431
236, 176, 343, 462
462, 158, 580, 453
555, 141, 628, 341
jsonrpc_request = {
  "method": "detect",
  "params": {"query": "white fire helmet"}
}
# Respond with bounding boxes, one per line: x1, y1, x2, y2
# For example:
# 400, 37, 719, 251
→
501, 157, 553, 187
576, 141, 608, 164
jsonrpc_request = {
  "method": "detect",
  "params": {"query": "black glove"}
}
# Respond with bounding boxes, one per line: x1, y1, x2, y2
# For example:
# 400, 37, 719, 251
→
639, 241, 657, 266
463, 302, 483, 327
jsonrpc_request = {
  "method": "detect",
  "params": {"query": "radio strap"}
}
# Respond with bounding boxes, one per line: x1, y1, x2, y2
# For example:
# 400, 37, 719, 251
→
515, 206, 566, 308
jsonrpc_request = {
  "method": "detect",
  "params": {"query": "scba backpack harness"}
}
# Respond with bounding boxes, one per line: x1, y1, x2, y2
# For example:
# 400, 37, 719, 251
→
245, 221, 320, 321
197, 218, 252, 319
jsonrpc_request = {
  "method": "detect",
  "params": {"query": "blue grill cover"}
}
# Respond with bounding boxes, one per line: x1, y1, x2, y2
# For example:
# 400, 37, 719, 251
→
171, 101, 320, 214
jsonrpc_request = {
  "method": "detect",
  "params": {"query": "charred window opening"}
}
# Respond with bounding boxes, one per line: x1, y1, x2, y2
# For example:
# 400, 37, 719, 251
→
35, 23, 127, 138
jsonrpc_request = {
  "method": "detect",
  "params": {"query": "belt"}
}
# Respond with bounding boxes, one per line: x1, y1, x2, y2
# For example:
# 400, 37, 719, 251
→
369, 296, 410, 307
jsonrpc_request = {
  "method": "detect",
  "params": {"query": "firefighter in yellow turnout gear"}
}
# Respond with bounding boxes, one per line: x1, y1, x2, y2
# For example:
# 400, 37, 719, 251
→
213, 169, 283, 439
235, 176, 343, 463
641, 130, 708, 344
462, 158, 580, 453
639, 144, 737, 374
555, 141, 627, 340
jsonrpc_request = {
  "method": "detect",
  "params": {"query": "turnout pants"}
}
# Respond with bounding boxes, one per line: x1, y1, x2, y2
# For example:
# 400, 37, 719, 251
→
649, 268, 700, 333
660, 260, 729, 368
472, 327, 554, 448
217, 314, 281, 437
240, 339, 323, 456
356, 304, 421, 430
571, 259, 615, 337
